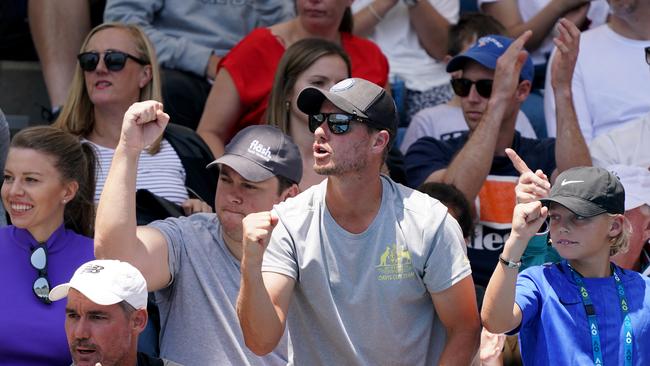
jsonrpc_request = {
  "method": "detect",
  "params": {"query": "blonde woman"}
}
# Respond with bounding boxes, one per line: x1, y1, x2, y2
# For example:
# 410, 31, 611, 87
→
54, 22, 215, 218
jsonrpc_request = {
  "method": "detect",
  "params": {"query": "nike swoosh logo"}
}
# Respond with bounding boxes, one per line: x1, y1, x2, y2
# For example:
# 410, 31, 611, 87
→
561, 179, 584, 186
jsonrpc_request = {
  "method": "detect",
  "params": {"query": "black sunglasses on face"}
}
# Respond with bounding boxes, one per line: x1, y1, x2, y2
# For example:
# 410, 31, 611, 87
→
450, 78, 494, 99
308, 113, 369, 134
645, 46, 650, 66
30, 244, 51, 304
77, 51, 148, 72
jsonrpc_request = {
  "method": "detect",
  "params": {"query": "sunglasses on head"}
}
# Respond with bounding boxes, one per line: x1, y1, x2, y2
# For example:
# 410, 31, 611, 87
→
450, 78, 493, 99
645, 46, 650, 66
30, 244, 51, 304
77, 51, 148, 72
308, 113, 369, 134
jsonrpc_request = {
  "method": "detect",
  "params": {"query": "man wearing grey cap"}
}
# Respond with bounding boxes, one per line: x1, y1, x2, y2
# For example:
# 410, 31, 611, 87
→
94, 101, 301, 365
50, 259, 181, 366
238, 77, 481, 364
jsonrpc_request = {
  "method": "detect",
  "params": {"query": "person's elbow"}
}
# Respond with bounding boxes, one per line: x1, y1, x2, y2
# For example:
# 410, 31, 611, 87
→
93, 232, 110, 259
242, 331, 281, 356
480, 309, 515, 335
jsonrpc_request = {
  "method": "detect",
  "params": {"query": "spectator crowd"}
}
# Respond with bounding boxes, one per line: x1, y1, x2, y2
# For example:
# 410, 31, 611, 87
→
1, 0, 649, 365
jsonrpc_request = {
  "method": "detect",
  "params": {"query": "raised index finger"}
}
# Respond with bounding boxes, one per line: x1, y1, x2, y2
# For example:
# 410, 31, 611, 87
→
505, 148, 531, 175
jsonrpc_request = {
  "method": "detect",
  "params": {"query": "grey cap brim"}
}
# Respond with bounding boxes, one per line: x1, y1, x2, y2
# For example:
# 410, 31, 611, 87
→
297, 87, 369, 118
539, 196, 607, 218
206, 154, 275, 183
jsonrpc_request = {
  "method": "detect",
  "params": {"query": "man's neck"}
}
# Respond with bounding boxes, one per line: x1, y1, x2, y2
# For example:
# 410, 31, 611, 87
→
609, 10, 650, 40
222, 233, 243, 262
325, 172, 383, 234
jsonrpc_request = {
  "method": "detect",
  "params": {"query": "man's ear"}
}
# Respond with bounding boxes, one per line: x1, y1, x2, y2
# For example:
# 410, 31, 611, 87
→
371, 130, 390, 154
281, 184, 300, 200
515, 80, 532, 103
131, 309, 148, 334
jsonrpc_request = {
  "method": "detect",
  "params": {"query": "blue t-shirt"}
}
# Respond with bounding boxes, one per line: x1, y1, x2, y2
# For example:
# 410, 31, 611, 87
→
404, 131, 556, 286
514, 261, 650, 365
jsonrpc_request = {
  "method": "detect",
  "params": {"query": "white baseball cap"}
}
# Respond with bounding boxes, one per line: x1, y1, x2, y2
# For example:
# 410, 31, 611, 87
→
607, 164, 650, 211
49, 259, 147, 309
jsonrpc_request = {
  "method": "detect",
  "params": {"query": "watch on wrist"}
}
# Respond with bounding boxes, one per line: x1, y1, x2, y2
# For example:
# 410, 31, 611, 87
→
499, 255, 522, 269
403, 0, 420, 8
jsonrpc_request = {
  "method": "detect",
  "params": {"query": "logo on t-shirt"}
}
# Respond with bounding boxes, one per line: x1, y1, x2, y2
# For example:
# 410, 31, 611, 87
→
375, 243, 415, 281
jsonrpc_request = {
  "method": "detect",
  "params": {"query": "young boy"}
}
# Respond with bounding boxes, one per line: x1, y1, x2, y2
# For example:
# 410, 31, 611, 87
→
482, 166, 650, 365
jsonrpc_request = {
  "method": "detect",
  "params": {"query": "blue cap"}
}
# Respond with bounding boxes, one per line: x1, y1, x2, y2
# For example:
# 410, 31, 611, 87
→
446, 35, 534, 82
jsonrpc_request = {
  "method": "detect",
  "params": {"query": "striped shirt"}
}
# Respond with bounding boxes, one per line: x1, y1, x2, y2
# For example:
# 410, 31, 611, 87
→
89, 139, 188, 205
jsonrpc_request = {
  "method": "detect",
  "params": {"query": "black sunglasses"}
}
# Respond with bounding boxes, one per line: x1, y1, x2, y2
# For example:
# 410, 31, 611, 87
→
77, 51, 148, 72
450, 78, 493, 99
645, 46, 650, 66
31, 244, 51, 304
308, 113, 369, 134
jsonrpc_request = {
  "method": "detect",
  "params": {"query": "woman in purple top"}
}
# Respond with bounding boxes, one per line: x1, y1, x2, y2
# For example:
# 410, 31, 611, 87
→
0, 126, 96, 365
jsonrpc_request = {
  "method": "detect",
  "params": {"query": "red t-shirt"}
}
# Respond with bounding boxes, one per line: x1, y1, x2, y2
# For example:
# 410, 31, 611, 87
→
219, 28, 389, 138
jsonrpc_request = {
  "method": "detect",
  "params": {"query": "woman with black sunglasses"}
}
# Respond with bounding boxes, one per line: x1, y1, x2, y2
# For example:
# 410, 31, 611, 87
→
0, 126, 96, 365
53, 23, 217, 219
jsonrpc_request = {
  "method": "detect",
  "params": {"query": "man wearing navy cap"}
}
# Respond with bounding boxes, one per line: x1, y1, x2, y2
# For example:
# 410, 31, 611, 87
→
93, 101, 301, 365
404, 22, 592, 289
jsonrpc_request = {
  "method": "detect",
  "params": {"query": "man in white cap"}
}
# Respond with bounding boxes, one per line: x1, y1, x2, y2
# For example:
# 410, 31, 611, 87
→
50, 259, 180, 366
238, 77, 481, 364
93, 101, 301, 365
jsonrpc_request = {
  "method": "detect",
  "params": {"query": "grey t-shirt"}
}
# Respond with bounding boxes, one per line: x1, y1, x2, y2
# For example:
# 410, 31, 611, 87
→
264, 177, 471, 365
150, 214, 288, 366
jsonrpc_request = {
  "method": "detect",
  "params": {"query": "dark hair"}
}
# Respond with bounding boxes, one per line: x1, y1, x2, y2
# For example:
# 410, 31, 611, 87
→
448, 12, 506, 56
338, 7, 354, 33
118, 300, 137, 316
10, 126, 97, 237
418, 182, 474, 240
277, 175, 297, 196
267, 38, 351, 134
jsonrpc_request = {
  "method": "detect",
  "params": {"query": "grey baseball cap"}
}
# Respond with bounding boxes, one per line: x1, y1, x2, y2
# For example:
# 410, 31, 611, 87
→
207, 125, 302, 184
297, 77, 397, 140
540, 166, 625, 217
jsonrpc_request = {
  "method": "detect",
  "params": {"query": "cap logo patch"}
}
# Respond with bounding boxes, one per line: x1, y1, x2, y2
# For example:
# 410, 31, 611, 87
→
560, 179, 585, 186
81, 264, 105, 274
331, 78, 355, 92
477, 36, 504, 49
248, 140, 272, 161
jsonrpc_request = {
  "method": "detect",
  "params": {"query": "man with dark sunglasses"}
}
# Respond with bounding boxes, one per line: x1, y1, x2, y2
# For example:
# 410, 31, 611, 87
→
94, 101, 302, 365
238, 77, 481, 365
404, 23, 591, 290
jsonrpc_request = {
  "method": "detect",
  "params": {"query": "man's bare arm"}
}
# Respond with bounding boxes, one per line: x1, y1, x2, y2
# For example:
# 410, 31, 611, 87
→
94, 101, 172, 291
